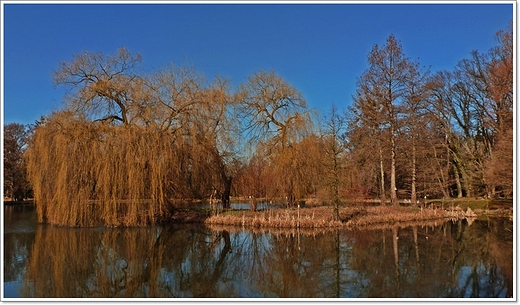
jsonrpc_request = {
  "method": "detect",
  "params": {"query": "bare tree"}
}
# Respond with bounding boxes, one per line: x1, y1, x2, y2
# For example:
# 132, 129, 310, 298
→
421, 22, 512, 199
236, 70, 309, 151
236, 70, 312, 206
54, 47, 143, 124
322, 105, 347, 220
351, 35, 418, 206
484, 22, 513, 197
4, 123, 30, 201
349, 76, 388, 204
194, 78, 237, 208
401, 63, 430, 204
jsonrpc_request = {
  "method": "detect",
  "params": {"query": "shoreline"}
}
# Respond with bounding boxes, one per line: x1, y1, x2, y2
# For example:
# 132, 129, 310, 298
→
173, 205, 513, 229
8, 201, 512, 229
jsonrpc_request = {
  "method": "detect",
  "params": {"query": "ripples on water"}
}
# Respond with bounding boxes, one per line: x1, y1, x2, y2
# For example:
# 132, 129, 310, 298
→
3, 204, 513, 298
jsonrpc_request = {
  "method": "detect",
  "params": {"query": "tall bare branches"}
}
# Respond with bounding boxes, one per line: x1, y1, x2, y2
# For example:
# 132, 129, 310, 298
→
235, 70, 313, 206
54, 47, 143, 125
350, 35, 420, 206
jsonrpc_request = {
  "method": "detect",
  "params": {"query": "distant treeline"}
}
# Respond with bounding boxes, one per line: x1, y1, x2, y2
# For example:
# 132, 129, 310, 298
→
11, 22, 511, 227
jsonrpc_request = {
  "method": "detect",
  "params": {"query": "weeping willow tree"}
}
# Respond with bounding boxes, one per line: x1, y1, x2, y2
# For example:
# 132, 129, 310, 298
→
25, 111, 177, 226
25, 48, 236, 227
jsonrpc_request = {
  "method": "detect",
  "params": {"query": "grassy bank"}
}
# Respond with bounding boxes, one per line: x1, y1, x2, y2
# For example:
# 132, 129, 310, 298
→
426, 197, 513, 209
426, 198, 513, 220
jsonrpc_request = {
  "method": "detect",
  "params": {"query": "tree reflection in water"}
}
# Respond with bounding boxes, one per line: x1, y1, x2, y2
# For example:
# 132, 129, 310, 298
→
8, 216, 512, 298
4, 205, 38, 285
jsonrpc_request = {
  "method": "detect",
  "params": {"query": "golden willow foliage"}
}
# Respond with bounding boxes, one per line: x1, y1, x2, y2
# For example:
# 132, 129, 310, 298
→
22, 225, 168, 297
25, 49, 239, 227
26, 112, 176, 227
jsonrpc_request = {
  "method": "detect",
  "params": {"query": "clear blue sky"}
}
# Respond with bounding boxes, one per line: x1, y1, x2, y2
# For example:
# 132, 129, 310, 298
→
2, 2, 513, 126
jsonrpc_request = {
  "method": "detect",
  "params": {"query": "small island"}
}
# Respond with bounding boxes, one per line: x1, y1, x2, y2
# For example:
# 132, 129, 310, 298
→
168, 197, 513, 229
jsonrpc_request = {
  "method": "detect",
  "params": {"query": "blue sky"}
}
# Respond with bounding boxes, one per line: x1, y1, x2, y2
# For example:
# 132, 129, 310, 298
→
2, 2, 514, 126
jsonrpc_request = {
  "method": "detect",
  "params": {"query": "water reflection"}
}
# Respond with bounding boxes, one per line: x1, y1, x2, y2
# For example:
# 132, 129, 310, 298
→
4, 206, 513, 298
4, 205, 37, 282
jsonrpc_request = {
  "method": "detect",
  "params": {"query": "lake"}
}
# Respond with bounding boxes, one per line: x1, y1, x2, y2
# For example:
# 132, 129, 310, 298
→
3, 204, 513, 299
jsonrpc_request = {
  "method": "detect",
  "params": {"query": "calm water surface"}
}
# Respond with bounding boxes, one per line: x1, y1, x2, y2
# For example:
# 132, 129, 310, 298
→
3, 204, 513, 298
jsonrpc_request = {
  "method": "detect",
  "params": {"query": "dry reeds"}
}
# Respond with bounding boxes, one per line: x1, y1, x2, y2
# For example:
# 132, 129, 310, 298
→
205, 207, 343, 229
204, 205, 476, 230
342, 205, 470, 228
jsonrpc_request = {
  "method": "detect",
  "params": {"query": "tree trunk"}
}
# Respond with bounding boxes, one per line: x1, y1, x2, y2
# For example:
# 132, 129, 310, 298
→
222, 176, 232, 210
379, 146, 386, 205
333, 152, 340, 221
453, 162, 463, 198
461, 167, 472, 198
390, 125, 398, 206
411, 138, 417, 205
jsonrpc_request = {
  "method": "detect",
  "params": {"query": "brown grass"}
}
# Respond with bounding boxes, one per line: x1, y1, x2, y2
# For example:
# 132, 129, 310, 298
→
204, 205, 479, 229
205, 206, 343, 228
342, 205, 471, 227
